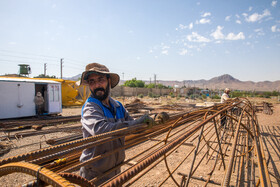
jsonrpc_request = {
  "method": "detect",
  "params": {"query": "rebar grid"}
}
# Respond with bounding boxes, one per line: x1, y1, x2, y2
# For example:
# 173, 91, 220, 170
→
0, 98, 273, 186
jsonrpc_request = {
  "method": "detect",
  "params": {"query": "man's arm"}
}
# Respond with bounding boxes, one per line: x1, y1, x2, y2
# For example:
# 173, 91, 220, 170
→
81, 105, 128, 136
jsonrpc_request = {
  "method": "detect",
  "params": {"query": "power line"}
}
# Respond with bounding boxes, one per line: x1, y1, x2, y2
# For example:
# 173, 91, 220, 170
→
0, 49, 60, 59
0, 53, 88, 69
0, 53, 59, 61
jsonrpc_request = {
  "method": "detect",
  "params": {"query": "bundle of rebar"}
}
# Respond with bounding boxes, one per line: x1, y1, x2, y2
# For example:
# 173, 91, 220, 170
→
0, 98, 272, 186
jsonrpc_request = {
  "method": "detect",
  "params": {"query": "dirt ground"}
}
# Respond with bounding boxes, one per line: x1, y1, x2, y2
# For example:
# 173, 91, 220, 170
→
0, 97, 279, 186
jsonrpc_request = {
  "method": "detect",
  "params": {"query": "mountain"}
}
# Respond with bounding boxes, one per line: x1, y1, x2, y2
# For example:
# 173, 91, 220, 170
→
63, 74, 82, 81
65, 74, 280, 91
156, 74, 280, 91
208, 74, 241, 83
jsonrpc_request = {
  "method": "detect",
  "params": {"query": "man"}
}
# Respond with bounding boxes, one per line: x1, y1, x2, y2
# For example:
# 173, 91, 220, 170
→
221, 88, 230, 103
220, 88, 230, 126
34, 92, 44, 117
79, 63, 154, 185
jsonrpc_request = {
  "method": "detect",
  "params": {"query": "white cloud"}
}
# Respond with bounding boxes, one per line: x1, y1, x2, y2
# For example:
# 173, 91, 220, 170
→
254, 28, 262, 32
9, 42, 17, 45
161, 45, 170, 50
254, 28, 265, 35
179, 24, 187, 30
225, 16, 231, 21
176, 23, 193, 30
242, 13, 248, 17
244, 9, 271, 22
136, 57, 141, 60
236, 14, 240, 19
236, 20, 242, 24
149, 49, 153, 53
202, 12, 211, 17
198, 18, 211, 24
179, 49, 188, 55
161, 50, 168, 55
271, 1, 277, 7
211, 26, 245, 41
271, 25, 280, 32
211, 26, 224, 40
226, 32, 245, 40
184, 44, 195, 48
187, 32, 210, 43
160, 44, 170, 55
245, 42, 251, 45
189, 22, 193, 29
248, 6, 253, 11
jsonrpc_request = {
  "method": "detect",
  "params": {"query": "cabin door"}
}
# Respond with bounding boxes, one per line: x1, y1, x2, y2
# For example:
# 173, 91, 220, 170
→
47, 84, 62, 114
34, 84, 48, 114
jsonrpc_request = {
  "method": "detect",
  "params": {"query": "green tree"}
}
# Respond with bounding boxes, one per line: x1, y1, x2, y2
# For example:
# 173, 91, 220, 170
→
124, 78, 145, 87
145, 83, 168, 89
34, 74, 57, 78
145, 83, 156, 88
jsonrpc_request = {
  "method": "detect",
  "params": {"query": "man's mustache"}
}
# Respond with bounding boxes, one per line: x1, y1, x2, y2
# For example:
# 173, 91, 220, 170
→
94, 87, 105, 94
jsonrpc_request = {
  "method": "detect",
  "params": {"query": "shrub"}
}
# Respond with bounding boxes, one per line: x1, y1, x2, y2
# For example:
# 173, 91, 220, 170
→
138, 94, 144, 98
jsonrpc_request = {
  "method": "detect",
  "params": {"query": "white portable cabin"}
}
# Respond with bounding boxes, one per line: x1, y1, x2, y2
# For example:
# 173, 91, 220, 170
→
0, 77, 62, 119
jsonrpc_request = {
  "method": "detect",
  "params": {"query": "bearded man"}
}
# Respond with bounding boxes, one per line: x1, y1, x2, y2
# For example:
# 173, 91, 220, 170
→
79, 63, 154, 185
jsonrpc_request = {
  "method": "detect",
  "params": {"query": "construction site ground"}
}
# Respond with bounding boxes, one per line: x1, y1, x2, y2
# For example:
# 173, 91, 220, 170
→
0, 97, 279, 186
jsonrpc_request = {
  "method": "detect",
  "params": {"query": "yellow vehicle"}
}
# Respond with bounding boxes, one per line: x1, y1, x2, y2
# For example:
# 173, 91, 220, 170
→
37, 78, 90, 107
1, 76, 89, 107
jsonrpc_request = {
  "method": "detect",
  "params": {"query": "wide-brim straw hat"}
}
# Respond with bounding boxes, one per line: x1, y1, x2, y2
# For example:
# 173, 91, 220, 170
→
225, 88, 230, 92
80, 63, 120, 88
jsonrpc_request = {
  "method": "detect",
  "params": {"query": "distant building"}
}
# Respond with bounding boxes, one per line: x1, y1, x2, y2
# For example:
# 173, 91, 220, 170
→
0, 77, 62, 119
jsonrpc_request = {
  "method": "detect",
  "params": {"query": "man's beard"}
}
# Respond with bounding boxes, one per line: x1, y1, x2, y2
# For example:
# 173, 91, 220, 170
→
91, 84, 110, 101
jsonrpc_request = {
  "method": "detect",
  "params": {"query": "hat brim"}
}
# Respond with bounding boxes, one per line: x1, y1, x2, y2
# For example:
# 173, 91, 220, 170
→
80, 70, 120, 88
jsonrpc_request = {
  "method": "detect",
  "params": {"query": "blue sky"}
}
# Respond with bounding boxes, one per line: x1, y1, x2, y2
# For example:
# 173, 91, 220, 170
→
0, 0, 279, 82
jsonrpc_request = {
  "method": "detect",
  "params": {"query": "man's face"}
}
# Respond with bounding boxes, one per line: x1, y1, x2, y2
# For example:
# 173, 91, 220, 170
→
88, 73, 111, 101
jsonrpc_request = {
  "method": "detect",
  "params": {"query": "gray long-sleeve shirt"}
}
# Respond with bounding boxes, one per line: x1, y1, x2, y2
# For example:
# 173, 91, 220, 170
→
80, 96, 133, 180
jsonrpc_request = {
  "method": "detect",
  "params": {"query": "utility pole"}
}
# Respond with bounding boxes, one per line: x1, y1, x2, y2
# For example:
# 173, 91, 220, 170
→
194, 84, 196, 99
44, 63, 47, 76
154, 74, 157, 88
122, 72, 124, 80
60, 58, 64, 79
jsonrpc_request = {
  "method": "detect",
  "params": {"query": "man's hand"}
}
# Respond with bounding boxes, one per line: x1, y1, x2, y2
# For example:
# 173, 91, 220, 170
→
134, 114, 155, 128
143, 115, 156, 128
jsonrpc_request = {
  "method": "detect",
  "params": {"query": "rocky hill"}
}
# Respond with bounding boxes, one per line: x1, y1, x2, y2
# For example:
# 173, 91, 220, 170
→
156, 74, 280, 91
66, 74, 280, 91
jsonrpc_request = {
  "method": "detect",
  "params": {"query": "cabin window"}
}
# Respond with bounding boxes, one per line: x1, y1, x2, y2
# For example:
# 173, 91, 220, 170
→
49, 85, 54, 101
54, 85, 59, 102
49, 85, 59, 102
